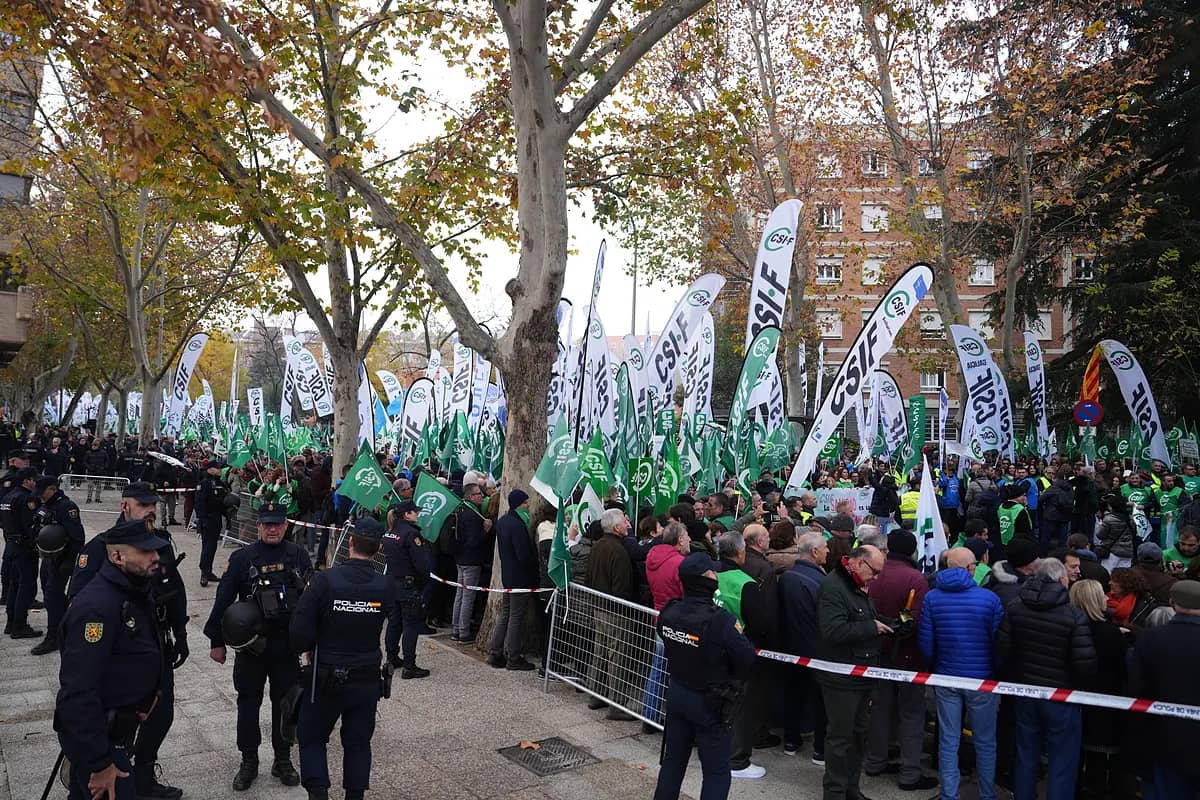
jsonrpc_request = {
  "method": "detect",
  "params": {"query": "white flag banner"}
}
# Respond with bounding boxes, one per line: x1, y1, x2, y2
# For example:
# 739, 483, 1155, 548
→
247, 387, 264, 427
200, 379, 216, 425
916, 454, 949, 572
682, 312, 716, 424
295, 340, 333, 418
798, 342, 808, 415
449, 337, 473, 417
399, 377, 434, 451
321, 345, 335, 406
547, 299, 574, 430
646, 274, 726, 415
582, 314, 616, 442
281, 362, 298, 434
426, 349, 442, 381
228, 346, 239, 426
357, 361, 374, 452
814, 341, 826, 413
877, 370, 908, 456
623, 333, 651, 425
949, 325, 1014, 458
1023, 332, 1050, 457
744, 200, 802, 432
166, 332, 208, 435
467, 352, 491, 434
785, 264, 934, 492
376, 370, 404, 406
283, 335, 316, 412
938, 388, 950, 446
1099, 339, 1171, 466
436, 368, 452, 426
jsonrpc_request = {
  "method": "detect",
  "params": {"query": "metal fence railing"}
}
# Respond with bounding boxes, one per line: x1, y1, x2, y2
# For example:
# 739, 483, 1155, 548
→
59, 474, 129, 518
544, 582, 665, 729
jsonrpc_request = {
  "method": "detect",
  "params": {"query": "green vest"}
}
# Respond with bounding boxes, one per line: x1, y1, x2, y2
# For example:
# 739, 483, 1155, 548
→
899, 490, 920, 524
997, 502, 1028, 545
712, 514, 736, 531
1182, 475, 1200, 499
1160, 487, 1184, 515
713, 569, 755, 627
973, 562, 992, 586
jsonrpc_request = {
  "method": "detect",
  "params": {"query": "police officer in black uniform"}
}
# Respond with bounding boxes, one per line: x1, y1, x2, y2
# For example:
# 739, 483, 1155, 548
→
205, 502, 312, 792
290, 516, 394, 800
54, 517, 169, 800
0, 452, 29, 606
382, 500, 431, 679
30, 475, 85, 655
2, 466, 42, 639
67, 481, 189, 800
195, 460, 228, 586
652, 553, 756, 800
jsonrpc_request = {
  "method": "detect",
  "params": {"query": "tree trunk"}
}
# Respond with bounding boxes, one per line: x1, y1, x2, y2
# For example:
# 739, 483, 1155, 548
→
95, 388, 110, 435
59, 379, 87, 430
139, 366, 162, 446
116, 388, 130, 449
327, 344, 362, 478
21, 336, 79, 424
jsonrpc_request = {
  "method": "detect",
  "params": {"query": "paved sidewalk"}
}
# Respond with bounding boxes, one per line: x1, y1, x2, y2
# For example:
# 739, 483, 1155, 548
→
0, 509, 996, 799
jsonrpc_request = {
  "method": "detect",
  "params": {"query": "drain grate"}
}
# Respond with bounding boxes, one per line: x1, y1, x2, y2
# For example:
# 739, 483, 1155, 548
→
498, 736, 599, 777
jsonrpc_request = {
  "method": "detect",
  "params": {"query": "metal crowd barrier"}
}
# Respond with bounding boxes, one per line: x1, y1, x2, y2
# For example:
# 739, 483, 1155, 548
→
544, 582, 665, 729
59, 474, 129, 518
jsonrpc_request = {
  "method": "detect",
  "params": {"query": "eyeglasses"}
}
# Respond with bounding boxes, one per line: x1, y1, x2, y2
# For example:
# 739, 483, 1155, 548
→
861, 560, 882, 577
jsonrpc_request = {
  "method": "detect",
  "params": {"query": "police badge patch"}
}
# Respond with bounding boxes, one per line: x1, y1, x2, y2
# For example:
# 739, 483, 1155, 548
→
77, 554, 88, 568
68, 509, 79, 519
83, 622, 104, 643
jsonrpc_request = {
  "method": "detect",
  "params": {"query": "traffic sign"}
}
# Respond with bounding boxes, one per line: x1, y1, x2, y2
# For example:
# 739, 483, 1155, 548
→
1073, 400, 1103, 426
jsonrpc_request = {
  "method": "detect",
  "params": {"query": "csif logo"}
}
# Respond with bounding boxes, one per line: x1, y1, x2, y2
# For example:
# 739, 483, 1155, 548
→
590, 320, 603, 339
884, 290, 911, 318
752, 334, 774, 358
1109, 350, 1134, 371
411, 387, 426, 403
703, 327, 713, 344
187, 339, 202, 352
417, 491, 445, 516
1025, 343, 1040, 362
353, 467, 382, 490
763, 226, 795, 252
980, 428, 999, 446
959, 338, 985, 357
881, 384, 897, 398
687, 290, 712, 308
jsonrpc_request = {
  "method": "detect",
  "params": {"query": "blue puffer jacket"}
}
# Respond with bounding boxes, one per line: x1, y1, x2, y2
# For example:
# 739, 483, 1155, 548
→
918, 567, 1004, 679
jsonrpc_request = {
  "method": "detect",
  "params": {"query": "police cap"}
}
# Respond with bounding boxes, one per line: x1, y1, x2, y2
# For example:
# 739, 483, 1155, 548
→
34, 475, 60, 493
351, 516, 385, 540
15, 467, 38, 482
257, 502, 288, 524
122, 482, 160, 504
678, 552, 721, 578
205, 459, 225, 470
395, 500, 419, 515
104, 517, 169, 551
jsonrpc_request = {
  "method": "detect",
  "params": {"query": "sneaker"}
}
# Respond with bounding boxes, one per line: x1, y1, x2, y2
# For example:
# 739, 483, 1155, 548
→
731, 764, 766, 779
783, 741, 800, 756
449, 633, 462, 642
30, 637, 58, 655
898, 775, 939, 791
401, 665, 431, 680
812, 752, 826, 767
232, 759, 258, 791
456, 635, 476, 645
271, 759, 300, 786
506, 658, 536, 671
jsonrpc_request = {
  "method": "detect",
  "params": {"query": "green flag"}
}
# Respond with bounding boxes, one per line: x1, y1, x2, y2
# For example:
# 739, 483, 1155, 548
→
548, 498, 572, 589
1065, 426, 1079, 459
903, 396, 927, 474
629, 457, 655, 508
725, 327, 782, 467
227, 434, 252, 469
439, 411, 474, 473
1079, 426, 1098, 460
580, 429, 615, 498
759, 426, 791, 473
654, 435, 682, 515
339, 444, 391, 511
413, 471, 462, 544
530, 416, 580, 505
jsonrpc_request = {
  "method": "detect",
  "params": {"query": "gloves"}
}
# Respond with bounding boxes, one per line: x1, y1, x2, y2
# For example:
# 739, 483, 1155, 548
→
172, 632, 189, 669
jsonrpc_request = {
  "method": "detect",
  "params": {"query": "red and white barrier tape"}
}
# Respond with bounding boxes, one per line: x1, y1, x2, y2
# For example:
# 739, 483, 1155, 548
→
755, 649, 1200, 721
288, 518, 343, 531
427, 572, 554, 594
155, 487, 195, 494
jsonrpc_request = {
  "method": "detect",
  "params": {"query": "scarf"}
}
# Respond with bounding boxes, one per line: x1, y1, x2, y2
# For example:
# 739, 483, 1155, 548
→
1108, 592, 1137, 624
515, 508, 531, 531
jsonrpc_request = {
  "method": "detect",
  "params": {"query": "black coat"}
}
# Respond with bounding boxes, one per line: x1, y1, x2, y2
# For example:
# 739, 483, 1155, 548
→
586, 533, 634, 600
495, 511, 538, 590
450, 506, 492, 567
997, 574, 1097, 688
1129, 615, 1200, 776
815, 561, 881, 689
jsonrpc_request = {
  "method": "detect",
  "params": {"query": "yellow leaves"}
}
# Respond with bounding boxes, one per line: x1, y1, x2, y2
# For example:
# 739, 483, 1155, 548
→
1084, 19, 1106, 39
330, 154, 347, 169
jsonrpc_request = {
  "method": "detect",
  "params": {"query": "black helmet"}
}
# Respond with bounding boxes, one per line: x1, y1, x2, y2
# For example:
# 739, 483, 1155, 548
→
221, 600, 264, 652
36, 523, 68, 556
223, 493, 242, 510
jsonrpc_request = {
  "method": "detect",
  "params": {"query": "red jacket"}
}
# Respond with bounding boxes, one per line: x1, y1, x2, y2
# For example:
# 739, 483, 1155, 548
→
868, 552, 928, 668
646, 544, 685, 611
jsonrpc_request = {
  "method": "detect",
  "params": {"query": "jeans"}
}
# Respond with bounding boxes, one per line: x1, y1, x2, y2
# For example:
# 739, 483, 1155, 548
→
641, 637, 667, 724
452, 564, 482, 639
1013, 698, 1081, 800
490, 593, 531, 661
731, 660, 772, 769
653, 685, 732, 800
1148, 764, 1200, 800
1040, 519, 1071, 552
935, 687, 998, 800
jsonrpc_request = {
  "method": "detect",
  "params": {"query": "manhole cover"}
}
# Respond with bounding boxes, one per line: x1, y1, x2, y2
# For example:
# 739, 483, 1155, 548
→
498, 737, 599, 777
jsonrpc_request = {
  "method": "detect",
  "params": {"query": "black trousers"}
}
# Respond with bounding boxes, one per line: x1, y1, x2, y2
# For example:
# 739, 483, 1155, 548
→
233, 640, 300, 759
134, 663, 174, 771
4, 540, 37, 629
199, 517, 222, 576
298, 678, 381, 793
40, 554, 72, 639
820, 683, 873, 800
385, 586, 423, 666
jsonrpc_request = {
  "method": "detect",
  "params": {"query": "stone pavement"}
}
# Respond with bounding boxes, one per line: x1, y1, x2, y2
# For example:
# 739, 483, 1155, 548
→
0, 506, 998, 800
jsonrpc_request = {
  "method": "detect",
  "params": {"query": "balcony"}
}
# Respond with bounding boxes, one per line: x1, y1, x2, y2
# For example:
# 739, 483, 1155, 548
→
0, 285, 32, 366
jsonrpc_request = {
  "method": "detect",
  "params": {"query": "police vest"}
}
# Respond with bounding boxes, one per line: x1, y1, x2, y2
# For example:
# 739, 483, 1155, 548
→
997, 503, 1029, 545
713, 569, 754, 627
899, 490, 920, 524
318, 563, 389, 669
659, 598, 724, 692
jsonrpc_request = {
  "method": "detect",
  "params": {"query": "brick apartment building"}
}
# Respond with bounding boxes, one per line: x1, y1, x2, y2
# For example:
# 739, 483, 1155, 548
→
0, 39, 41, 366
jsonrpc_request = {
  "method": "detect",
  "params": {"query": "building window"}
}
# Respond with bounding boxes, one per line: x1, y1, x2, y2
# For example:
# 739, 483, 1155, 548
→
1031, 309, 1053, 341
0, 174, 31, 203
0, 91, 35, 130
862, 257, 885, 286
917, 154, 934, 176
816, 155, 841, 179
920, 311, 943, 340
816, 204, 843, 231
967, 310, 995, 339
969, 258, 995, 286
967, 149, 991, 170
1072, 255, 1096, 282
816, 310, 843, 339
860, 203, 889, 233
920, 372, 945, 393
923, 204, 943, 220
815, 256, 843, 285
861, 150, 888, 176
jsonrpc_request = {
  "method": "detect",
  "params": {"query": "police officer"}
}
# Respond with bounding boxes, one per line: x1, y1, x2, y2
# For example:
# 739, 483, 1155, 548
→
2, 466, 42, 639
382, 500, 431, 678
0, 452, 30, 606
652, 552, 756, 800
68, 481, 189, 800
195, 460, 228, 586
54, 517, 169, 800
205, 502, 312, 791
290, 516, 395, 800
30, 475, 85, 655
